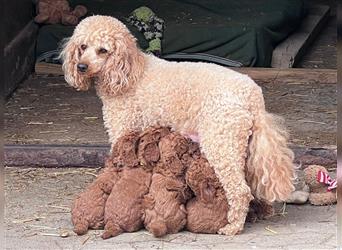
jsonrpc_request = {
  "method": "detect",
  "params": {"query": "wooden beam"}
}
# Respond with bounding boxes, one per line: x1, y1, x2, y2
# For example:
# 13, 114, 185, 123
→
271, 5, 330, 68
35, 62, 336, 85
4, 144, 110, 168
235, 67, 337, 84
4, 144, 336, 169
5, 21, 39, 97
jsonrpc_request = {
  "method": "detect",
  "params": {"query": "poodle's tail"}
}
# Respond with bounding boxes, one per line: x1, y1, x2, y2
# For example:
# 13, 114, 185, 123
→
246, 111, 296, 202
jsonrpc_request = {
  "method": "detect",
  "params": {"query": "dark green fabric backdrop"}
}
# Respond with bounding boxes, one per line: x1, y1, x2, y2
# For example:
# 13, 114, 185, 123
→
36, 0, 305, 67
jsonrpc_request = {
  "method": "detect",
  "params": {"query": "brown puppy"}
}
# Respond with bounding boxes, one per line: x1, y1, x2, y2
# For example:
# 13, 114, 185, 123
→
102, 131, 153, 239
102, 167, 152, 239
186, 158, 228, 233
143, 133, 193, 237
71, 166, 120, 235
71, 131, 141, 235
138, 126, 171, 168
186, 157, 274, 233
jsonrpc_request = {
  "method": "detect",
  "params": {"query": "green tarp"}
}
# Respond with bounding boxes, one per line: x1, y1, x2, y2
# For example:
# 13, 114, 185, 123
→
36, 0, 305, 67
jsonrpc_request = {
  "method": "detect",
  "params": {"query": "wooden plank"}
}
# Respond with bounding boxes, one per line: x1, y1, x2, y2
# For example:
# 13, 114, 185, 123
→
235, 67, 337, 85
271, 5, 330, 68
4, 144, 336, 169
4, 144, 110, 168
35, 62, 65, 76
5, 21, 39, 97
35, 62, 337, 85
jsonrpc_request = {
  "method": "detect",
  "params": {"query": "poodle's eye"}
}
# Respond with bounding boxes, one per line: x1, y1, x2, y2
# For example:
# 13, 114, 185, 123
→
80, 44, 87, 50
99, 48, 108, 54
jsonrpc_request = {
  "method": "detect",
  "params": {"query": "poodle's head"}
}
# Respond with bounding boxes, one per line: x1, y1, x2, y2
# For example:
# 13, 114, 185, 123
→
60, 15, 145, 95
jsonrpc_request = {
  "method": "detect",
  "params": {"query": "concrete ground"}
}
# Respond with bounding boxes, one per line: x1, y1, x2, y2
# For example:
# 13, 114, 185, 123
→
5, 167, 337, 250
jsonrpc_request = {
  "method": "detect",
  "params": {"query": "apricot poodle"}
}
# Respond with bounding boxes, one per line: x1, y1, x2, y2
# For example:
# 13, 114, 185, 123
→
61, 15, 295, 235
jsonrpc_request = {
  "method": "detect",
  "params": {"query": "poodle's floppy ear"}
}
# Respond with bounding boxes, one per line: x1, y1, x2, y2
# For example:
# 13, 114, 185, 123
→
100, 33, 145, 96
59, 37, 91, 91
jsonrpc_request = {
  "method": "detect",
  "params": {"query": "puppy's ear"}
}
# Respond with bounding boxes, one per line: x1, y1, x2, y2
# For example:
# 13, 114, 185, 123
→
100, 33, 144, 96
59, 37, 91, 91
199, 182, 215, 203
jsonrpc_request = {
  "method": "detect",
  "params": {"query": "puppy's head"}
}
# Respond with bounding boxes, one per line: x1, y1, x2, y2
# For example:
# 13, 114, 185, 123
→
60, 15, 144, 95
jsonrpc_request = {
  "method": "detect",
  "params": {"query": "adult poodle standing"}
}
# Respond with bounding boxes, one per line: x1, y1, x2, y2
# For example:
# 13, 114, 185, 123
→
60, 15, 295, 235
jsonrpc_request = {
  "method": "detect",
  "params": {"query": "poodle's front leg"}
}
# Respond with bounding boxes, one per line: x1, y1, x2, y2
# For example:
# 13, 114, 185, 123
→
198, 108, 254, 235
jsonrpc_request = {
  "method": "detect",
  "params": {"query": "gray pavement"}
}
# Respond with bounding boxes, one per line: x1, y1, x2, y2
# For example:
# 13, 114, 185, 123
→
5, 167, 337, 250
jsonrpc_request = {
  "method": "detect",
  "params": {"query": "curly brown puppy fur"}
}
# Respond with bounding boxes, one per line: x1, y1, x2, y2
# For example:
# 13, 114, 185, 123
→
72, 130, 142, 236
246, 199, 274, 223
143, 133, 193, 237
143, 173, 189, 237
71, 166, 120, 235
73, 127, 274, 238
102, 130, 154, 239
138, 126, 171, 168
186, 158, 228, 234
186, 158, 274, 233
109, 131, 140, 168
102, 167, 152, 239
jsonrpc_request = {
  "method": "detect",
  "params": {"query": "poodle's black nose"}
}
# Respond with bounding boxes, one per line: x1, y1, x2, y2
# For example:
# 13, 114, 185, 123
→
77, 63, 88, 72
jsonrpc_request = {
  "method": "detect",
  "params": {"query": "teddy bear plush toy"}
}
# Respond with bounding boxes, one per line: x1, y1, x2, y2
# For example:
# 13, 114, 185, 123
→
34, 0, 87, 26
304, 165, 337, 205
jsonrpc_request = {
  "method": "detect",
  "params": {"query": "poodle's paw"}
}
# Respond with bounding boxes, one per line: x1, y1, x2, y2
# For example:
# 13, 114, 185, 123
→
217, 223, 243, 236
218, 208, 246, 235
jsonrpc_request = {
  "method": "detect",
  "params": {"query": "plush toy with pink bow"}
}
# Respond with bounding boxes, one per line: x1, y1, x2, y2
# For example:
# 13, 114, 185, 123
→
304, 165, 337, 205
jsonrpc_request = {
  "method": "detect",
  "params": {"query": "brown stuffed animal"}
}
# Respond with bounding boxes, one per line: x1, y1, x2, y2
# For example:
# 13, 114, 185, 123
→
71, 166, 120, 235
304, 165, 337, 205
34, 0, 87, 25
143, 133, 193, 237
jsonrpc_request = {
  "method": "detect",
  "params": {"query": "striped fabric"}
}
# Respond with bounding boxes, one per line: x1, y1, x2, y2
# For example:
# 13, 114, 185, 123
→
317, 170, 337, 192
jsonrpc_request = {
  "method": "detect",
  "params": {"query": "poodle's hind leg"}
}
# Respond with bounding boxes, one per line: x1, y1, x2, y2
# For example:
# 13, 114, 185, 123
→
198, 106, 254, 235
